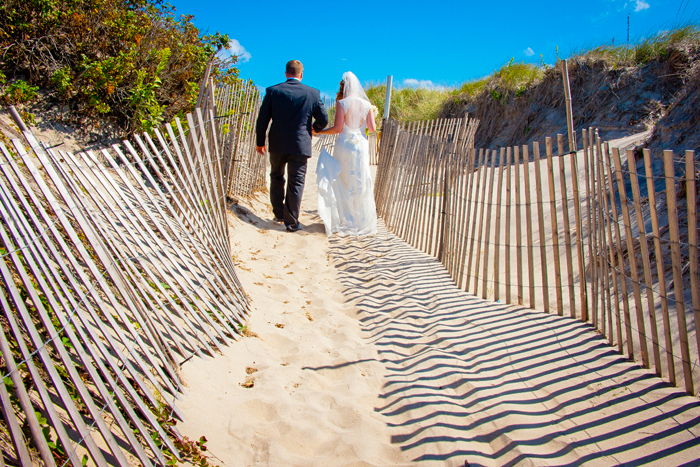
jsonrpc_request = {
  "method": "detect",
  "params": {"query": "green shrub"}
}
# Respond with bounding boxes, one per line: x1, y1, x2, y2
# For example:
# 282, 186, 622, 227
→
0, 0, 239, 133
2, 80, 39, 104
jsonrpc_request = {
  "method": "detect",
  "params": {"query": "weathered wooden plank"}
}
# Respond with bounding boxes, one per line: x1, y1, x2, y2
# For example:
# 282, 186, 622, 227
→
458, 147, 478, 290
505, 146, 513, 304
627, 149, 662, 376
612, 147, 649, 368
598, 141, 625, 353
522, 145, 536, 309
664, 149, 694, 394
480, 150, 498, 299
583, 129, 597, 327
533, 142, 549, 313
604, 143, 633, 359
686, 150, 700, 368
546, 137, 563, 315
493, 147, 506, 302
558, 135, 576, 317
473, 150, 493, 296
465, 148, 487, 292
570, 138, 589, 321
514, 145, 524, 305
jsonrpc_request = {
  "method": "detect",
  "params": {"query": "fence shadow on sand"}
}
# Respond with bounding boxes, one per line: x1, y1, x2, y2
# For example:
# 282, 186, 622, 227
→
325, 221, 700, 466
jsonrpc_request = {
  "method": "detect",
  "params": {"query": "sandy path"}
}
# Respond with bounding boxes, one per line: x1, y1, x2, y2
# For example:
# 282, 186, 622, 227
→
177, 151, 700, 466
177, 154, 413, 466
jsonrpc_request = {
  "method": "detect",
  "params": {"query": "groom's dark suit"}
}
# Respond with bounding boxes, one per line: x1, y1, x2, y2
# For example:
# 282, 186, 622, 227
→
256, 78, 328, 230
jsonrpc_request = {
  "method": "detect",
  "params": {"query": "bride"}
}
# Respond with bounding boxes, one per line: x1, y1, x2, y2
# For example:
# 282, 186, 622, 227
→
315, 71, 378, 236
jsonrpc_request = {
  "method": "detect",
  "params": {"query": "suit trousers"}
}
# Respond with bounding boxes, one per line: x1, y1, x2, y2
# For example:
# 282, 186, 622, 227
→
269, 153, 308, 228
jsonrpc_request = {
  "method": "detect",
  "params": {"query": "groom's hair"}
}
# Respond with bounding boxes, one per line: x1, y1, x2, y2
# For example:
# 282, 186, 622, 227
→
286, 60, 303, 77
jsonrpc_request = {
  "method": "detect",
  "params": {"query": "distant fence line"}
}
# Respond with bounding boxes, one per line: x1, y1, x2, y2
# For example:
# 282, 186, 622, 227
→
200, 78, 266, 199
375, 117, 700, 396
0, 81, 254, 463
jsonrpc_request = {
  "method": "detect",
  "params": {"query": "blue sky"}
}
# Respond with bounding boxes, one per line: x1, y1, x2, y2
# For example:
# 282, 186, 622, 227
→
168, 0, 697, 99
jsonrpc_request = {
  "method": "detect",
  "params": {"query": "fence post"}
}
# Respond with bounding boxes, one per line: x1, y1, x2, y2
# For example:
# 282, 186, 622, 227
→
438, 165, 450, 263
561, 60, 576, 152
384, 75, 393, 121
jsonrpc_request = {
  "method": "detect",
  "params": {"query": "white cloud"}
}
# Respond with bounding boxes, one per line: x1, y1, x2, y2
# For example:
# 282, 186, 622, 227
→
524, 47, 535, 57
402, 78, 447, 91
221, 39, 251, 63
635, 0, 649, 11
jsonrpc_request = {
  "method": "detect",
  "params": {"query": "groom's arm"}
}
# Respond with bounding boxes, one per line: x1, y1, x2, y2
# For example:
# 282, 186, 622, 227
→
312, 94, 328, 132
256, 91, 272, 153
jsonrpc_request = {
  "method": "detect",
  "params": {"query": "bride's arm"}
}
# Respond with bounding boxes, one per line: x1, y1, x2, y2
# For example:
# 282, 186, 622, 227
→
317, 104, 344, 135
366, 109, 377, 133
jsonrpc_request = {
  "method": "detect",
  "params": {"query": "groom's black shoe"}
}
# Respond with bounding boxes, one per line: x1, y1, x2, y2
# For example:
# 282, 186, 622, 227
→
272, 217, 284, 223
286, 223, 302, 233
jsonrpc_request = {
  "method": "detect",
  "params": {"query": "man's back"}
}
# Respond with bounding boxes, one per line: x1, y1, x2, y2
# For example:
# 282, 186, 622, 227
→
256, 79, 327, 157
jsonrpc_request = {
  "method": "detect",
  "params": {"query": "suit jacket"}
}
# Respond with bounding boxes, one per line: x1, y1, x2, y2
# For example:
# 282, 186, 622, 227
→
256, 78, 328, 157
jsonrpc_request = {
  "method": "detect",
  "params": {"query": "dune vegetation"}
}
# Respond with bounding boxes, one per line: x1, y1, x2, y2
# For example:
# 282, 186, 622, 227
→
0, 0, 241, 133
366, 24, 700, 151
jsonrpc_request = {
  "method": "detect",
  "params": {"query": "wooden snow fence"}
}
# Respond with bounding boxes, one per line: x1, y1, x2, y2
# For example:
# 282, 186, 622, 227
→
199, 79, 266, 200
0, 105, 251, 465
375, 118, 700, 397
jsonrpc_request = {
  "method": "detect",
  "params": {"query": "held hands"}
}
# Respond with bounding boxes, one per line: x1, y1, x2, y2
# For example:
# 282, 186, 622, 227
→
256, 145, 267, 155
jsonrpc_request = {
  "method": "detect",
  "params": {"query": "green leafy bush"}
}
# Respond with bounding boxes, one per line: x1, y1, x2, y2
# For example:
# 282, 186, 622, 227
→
0, 0, 238, 132
2, 80, 39, 104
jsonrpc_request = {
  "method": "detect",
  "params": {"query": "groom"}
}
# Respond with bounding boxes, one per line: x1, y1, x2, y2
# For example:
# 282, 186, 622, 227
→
256, 60, 328, 232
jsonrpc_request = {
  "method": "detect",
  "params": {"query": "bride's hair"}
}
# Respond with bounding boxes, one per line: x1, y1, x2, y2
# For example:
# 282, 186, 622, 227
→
336, 80, 345, 102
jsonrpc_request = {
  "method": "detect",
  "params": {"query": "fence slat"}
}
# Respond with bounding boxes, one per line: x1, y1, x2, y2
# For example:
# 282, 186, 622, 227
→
466, 148, 487, 292
612, 147, 649, 368
604, 143, 634, 359
523, 145, 536, 309
584, 129, 598, 327
599, 139, 622, 351
686, 150, 700, 367
558, 135, 576, 317
515, 146, 524, 305
458, 148, 478, 289
533, 142, 549, 313
627, 149, 662, 376
480, 150, 498, 299
505, 146, 513, 304
570, 138, 588, 321
664, 149, 694, 394
546, 137, 563, 315
493, 147, 506, 302
643, 148, 675, 385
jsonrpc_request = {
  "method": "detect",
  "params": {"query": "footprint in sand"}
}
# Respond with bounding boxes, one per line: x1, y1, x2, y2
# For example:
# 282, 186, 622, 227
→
328, 406, 362, 429
237, 399, 280, 422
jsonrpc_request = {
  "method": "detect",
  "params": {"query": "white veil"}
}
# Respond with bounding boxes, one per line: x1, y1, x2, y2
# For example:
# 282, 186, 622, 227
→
340, 71, 371, 130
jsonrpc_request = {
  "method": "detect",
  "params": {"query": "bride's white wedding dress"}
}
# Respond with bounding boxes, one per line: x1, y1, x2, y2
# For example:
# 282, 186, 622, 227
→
317, 92, 378, 236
